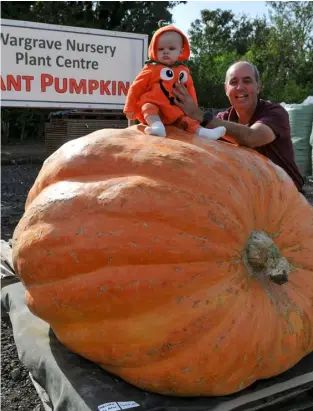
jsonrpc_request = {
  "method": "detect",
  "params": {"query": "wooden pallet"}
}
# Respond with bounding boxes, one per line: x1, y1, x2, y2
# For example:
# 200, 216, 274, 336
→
49, 109, 127, 120
45, 111, 128, 155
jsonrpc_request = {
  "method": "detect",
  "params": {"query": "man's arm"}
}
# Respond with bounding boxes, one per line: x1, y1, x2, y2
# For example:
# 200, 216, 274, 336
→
209, 118, 276, 148
173, 83, 276, 148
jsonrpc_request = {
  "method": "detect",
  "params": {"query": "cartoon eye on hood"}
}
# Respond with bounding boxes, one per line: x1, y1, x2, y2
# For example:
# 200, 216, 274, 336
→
160, 68, 175, 81
158, 67, 189, 106
179, 70, 188, 83
160, 68, 189, 83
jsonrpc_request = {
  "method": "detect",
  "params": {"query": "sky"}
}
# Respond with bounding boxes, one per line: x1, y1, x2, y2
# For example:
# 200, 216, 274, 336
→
172, 1, 270, 35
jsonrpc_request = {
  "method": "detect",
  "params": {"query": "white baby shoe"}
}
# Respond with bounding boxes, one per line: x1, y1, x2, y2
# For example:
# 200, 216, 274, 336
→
197, 126, 226, 140
144, 121, 167, 137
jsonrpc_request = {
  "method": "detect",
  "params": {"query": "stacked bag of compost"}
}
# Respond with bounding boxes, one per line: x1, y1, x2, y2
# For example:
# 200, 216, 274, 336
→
281, 97, 313, 177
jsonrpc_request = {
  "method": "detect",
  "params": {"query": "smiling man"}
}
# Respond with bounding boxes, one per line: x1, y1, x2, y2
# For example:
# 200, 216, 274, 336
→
173, 60, 304, 191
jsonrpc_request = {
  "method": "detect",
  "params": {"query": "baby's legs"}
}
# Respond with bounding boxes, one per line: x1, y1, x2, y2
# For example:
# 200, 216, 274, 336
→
142, 103, 166, 137
179, 116, 226, 140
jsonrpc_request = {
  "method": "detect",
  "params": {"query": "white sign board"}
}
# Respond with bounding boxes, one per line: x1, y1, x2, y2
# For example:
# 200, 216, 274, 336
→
0, 19, 148, 109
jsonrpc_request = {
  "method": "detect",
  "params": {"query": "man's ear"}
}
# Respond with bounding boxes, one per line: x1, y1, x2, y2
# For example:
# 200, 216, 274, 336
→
224, 83, 228, 95
257, 82, 262, 94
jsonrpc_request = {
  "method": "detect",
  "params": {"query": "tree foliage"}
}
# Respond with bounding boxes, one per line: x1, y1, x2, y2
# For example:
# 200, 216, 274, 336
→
188, 8, 271, 108
188, 1, 313, 108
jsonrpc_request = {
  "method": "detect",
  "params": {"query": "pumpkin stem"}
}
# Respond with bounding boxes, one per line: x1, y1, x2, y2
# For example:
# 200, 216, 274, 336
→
244, 231, 290, 285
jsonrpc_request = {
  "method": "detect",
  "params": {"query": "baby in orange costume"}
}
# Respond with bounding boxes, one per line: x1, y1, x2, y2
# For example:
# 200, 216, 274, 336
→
124, 24, 226, 139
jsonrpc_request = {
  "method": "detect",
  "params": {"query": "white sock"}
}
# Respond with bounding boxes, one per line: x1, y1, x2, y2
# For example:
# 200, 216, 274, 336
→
196, 126, 226, 140
144, 121, 166, 137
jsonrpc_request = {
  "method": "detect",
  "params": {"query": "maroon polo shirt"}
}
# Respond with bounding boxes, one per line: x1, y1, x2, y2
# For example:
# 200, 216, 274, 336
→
216, 99, 304, 191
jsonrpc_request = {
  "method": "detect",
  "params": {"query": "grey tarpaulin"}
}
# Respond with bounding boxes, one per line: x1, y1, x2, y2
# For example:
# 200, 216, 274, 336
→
1, 240, 20, 289
1, 282, 313, 411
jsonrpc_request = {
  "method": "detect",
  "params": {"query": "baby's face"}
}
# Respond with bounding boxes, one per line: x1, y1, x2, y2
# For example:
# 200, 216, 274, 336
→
157, 32, 183, 65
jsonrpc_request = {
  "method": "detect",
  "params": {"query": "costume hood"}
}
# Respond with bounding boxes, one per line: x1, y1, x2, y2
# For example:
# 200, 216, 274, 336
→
148, 25, 190, 61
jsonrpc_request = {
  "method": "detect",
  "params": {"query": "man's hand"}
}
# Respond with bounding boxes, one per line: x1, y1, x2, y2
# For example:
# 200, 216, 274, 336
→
173, 82, 204, 122
125, 112, 136, 120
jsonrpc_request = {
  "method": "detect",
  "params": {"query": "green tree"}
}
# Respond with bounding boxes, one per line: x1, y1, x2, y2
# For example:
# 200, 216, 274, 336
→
2, 1, 184, 35
244, 1, 313, 103
1, 1, 35, 20
188, 2, 313, 107
262, 1, 313, 102
189, 9, 268, 58
95, 1, 182, 36
188, 9, 269, 108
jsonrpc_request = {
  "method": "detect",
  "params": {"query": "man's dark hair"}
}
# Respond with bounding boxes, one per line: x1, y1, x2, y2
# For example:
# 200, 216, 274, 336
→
250, 62, 260, 83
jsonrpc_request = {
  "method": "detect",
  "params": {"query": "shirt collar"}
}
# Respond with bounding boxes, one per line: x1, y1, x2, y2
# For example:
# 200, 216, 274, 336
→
229, 98, 261, 125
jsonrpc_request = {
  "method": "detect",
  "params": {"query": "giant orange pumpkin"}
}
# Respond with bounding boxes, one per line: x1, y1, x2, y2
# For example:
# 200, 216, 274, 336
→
12, 125, 313, 396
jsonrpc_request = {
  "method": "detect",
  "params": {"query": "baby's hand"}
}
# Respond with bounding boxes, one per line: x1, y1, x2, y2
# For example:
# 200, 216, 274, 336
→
125, 112, 136, 120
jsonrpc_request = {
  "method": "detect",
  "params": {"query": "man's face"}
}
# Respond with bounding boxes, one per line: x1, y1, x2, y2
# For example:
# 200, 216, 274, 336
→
224, 63, 260, 111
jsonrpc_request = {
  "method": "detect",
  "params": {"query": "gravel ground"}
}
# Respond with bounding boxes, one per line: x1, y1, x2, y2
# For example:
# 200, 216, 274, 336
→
1, 163, 313, 411
1, 164, 45, 411
1, 318, 44, 411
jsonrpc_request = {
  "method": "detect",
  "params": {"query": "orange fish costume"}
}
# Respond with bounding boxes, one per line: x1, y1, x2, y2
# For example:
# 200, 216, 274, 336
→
124, 25, 200, 133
